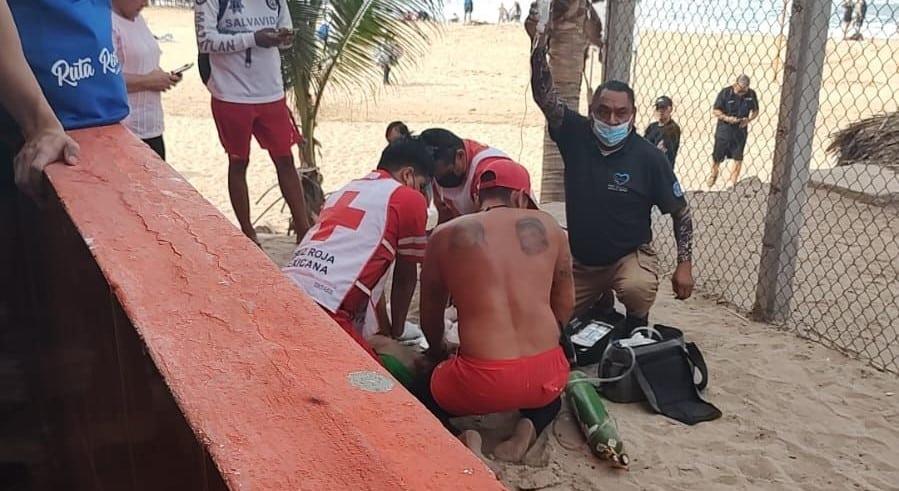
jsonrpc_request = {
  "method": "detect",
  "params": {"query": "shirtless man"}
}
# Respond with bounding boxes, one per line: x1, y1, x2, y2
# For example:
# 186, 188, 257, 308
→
415, 160, 574, 463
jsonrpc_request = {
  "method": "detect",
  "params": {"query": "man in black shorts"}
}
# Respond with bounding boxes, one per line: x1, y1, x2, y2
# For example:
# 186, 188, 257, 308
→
708, 74, 758, 188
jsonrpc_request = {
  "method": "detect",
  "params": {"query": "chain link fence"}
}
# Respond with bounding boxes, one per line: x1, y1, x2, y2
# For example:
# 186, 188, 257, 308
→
605, 0, 898, 372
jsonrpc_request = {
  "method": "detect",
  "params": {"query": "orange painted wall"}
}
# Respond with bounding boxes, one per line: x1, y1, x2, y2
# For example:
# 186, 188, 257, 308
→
33, 125, 503, 490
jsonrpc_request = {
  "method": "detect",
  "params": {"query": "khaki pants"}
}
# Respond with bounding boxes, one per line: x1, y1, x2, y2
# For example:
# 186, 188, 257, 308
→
573, 245, 660, 319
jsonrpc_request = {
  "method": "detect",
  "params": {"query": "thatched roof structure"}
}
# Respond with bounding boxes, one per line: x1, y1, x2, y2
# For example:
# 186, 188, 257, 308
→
827, 111, 899, 168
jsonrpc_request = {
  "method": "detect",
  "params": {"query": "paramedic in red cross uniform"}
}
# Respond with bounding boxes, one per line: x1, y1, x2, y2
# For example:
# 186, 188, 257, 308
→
419, 128, 533, 223
283, 138, 433, 359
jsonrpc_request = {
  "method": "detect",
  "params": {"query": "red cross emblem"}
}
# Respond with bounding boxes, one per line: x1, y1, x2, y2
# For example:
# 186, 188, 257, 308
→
311, 191, 366, 241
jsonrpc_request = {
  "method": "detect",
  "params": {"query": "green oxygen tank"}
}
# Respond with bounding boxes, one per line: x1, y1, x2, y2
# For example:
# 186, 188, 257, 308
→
566, 370, 630, 468
379, 353, 414, 387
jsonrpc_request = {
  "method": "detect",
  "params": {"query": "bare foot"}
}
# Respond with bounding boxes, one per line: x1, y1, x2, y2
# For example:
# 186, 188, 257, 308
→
460, 430, 486, 458
493, 418, 537, 462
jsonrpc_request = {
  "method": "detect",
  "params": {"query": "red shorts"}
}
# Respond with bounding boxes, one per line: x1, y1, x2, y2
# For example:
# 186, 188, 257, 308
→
211, 98, 301, 160
327, 309, 380, 362
431, 345, 570, 416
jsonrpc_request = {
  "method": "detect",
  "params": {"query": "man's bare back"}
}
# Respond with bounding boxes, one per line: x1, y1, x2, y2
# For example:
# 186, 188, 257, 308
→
424, 207, 573, 360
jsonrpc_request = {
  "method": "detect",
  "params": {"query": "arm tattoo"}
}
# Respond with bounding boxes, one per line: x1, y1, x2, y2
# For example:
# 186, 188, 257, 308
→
515, 217, 550, 255
530, 41, 566, 129
672, 204, 693, 264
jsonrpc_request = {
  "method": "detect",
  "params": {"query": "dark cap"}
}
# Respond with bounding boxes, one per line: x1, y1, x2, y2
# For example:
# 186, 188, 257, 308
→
654, 96, 673, 109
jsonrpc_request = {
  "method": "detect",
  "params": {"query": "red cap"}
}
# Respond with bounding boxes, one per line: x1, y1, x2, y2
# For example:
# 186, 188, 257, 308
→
476, 159, 539, 209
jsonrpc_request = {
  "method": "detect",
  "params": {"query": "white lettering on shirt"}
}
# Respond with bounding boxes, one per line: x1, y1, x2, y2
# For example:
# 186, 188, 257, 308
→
51, 58, 95, 87
98, 48, 121, 75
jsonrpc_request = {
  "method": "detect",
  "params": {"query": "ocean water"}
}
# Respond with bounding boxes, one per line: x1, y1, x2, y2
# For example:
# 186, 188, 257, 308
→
444, 0, 898, 39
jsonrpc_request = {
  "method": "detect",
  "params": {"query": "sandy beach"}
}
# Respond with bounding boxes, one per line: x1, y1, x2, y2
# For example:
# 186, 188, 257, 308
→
142, 7, 898, 489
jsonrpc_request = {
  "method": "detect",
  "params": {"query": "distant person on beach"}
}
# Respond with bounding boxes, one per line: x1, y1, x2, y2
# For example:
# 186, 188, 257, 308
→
852, 0, 868, 38
376, 39, 402, 85
510, 1, 522, 22
419, 128, 533, 223
283, 138, 432, 358
709, 74, 758, 188
195, 0, 310, 246
841, 0, 855, 39
385, 121, 411, 142
527, 11, 694, 329
644, 95, 681, 168
415, 160, 573, 464
464, 0, 474, 24
113, 0, 183, 160
498, 2, 509, 23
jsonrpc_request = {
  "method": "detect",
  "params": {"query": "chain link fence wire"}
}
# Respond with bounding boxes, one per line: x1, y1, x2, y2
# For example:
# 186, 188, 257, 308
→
622, 0, 898, 373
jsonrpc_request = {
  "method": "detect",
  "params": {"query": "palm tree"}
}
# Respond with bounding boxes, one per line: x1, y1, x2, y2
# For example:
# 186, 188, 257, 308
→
538, 0, 602, 203
257, 0, 440, 229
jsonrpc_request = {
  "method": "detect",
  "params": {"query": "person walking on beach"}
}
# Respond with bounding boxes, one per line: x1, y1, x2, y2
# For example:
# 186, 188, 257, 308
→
113, 0, 182, 160
708, 74, 758, 188
526, 12, 694, 329
195, 0, 310, 246
644, 95, 681, 168
376, 39, 401, 86
464, 0, 474, 24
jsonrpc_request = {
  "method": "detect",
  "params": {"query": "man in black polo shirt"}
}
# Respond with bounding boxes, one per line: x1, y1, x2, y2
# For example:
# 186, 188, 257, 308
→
709, 74, 758, 188
526, 18, 694, 328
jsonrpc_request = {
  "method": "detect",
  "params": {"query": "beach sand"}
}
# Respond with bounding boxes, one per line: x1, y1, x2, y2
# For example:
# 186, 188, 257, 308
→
142, 7, 898, 489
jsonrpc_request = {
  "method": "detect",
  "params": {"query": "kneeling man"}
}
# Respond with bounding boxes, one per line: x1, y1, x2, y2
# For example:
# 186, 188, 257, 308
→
283, 138, 432, 358
416, 160, 574, 462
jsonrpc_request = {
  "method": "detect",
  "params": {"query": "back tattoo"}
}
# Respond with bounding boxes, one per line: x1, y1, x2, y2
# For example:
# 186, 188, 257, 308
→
515, 217, 550, 256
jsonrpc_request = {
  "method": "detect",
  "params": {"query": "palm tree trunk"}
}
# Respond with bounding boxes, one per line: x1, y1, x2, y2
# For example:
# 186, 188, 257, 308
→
540, 0, 588, 203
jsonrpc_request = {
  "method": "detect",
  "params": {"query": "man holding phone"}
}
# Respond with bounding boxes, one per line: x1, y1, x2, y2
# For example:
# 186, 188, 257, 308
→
195, 0, 310, 246
113, 0, 183, 160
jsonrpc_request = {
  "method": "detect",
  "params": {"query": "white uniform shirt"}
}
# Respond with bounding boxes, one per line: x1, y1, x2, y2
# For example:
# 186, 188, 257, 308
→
195, 0, 292, 104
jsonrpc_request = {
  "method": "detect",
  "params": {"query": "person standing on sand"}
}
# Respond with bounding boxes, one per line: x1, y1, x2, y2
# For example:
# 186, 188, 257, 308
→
852, 0, 868, 38
464, 0, 474, 24
113, 0, 182, 161
414, 160, 573, 465
709, 74, 758, 188
644, 95, 681, 168
283, 138, 432, 359
526, 11, 694, 330
841, 0, 855, 39
195, 0, 309, 246
419, 128, 534, 223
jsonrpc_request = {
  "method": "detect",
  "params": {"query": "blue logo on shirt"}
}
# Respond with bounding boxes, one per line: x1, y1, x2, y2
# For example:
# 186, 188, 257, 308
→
613, 173, 630, 186
231, 0, 245, 14
673, 181, 684, 198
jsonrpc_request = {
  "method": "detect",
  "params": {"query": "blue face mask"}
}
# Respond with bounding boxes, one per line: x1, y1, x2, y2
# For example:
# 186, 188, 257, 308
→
592, 117, 632, 147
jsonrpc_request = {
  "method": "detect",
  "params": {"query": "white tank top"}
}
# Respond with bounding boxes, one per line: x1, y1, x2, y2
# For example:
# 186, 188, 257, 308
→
436, 146, 509, 215
283, 173, 400, 313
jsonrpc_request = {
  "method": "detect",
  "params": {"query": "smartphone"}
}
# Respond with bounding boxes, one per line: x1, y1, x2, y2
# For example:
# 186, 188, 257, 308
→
171, 62, 194, 76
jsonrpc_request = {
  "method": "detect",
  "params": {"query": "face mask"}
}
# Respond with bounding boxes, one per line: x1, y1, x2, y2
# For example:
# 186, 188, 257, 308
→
592, 117, 632, 147
436, 169, 465, 188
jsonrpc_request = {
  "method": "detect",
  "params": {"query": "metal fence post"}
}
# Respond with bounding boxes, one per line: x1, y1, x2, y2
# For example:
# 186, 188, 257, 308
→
751, 0, 832, 323
603, 0, 637, 84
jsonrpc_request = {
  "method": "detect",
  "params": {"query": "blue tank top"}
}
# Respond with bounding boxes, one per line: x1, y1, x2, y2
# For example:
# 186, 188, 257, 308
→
8, 0, 129, 130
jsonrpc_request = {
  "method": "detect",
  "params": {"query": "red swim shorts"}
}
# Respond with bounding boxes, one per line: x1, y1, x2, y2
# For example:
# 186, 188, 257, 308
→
431, 346, 570, 416
211, 98, 302, 160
